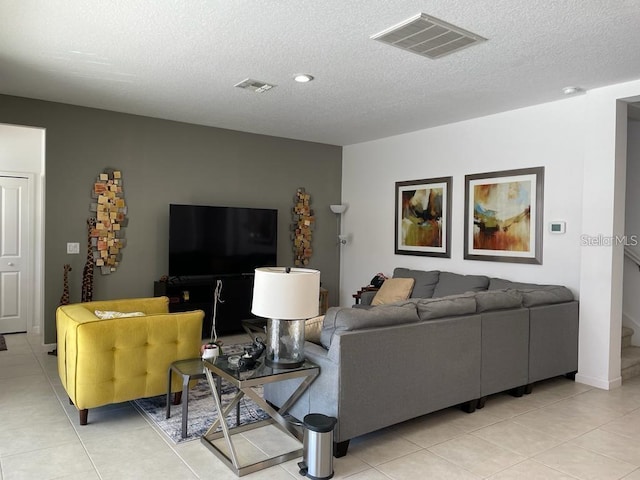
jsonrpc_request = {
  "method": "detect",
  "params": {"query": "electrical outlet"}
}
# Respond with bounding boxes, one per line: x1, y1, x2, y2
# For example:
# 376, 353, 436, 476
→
66, 242, 80, 254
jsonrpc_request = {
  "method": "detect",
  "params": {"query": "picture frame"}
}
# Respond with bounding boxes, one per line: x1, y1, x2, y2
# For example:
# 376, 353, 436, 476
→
395, 177, 452, 257
464, 167, 544, 264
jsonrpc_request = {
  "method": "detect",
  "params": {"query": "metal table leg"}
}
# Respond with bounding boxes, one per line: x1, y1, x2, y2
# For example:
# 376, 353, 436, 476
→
166, 365, 174, 419
181, 372, 190, 438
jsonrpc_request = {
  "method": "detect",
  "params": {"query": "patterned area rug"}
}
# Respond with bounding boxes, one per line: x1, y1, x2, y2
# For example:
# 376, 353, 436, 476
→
134, 379, 269, 444
133, 344, 270, 444
0, 334, 6, 351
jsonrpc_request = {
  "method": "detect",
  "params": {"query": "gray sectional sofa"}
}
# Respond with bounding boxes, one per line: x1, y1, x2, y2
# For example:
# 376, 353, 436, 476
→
264, 268, 579, 457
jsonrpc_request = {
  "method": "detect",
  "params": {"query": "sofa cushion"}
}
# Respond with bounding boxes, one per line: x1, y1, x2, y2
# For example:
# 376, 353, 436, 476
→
416, 293, 477, 321
519, 286, 575, 307
432, 272, 489, 298
488, 278, 546, 290
320, 304, 420, 349
305, 315, 324, 345
371, 278, 415, 305
474, 290, 523, 312
393, 268, 440, 298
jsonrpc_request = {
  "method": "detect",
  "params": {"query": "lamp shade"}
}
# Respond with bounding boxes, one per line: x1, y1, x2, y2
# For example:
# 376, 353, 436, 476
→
252, 267, 320, 320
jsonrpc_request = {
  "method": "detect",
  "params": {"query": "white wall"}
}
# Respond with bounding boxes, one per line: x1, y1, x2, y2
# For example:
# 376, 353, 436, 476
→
0, 123, 46, 334
0, 123, 44, 170
623, 119, 640, 345
577, 80, 640, 389
342, 77, 640, 390
342, 97, 586, 304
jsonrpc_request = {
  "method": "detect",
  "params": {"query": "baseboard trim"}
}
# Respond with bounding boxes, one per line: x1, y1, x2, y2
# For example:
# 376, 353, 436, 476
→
575, 372, 622, 390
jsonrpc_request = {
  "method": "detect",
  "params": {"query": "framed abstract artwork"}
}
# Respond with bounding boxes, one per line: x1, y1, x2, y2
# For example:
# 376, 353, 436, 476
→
464, 167, 544, 264
395, 177, 452, 257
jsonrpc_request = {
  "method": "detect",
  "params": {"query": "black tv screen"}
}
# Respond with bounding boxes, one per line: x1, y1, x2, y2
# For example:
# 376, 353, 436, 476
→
169, 204, 277, 277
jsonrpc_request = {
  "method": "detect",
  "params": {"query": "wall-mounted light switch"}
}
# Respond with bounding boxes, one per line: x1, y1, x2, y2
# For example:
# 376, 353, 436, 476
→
67, 242, 80, 254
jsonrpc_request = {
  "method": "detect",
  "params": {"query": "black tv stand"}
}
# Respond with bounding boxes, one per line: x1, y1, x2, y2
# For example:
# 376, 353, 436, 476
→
154, 274, 256, 338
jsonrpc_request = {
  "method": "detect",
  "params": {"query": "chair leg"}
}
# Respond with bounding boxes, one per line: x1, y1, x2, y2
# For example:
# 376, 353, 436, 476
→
79, 409, 88, 425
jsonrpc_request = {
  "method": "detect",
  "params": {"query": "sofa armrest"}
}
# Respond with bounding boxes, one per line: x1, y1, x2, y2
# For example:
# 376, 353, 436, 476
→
528, 301, 579, 383
328, 315, 480, 442
76, 296, 170, 315
264, 342, 340, 427
358, 291, 376, 306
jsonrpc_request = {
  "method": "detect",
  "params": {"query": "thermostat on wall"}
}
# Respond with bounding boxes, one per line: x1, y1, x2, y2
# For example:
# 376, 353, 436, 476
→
549, 221, 566, 234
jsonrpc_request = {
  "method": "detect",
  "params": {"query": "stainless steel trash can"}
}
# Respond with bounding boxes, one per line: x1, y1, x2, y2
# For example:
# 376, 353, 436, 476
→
298, 413, 337, 480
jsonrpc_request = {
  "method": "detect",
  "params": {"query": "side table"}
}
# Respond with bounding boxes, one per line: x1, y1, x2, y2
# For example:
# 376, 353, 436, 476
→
201, 355, 319, 476
166, 358, 239, 439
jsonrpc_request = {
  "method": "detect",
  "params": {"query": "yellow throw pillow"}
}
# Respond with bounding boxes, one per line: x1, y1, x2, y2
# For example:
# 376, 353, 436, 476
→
305, 315, 324, 344
371, 278, 415, 306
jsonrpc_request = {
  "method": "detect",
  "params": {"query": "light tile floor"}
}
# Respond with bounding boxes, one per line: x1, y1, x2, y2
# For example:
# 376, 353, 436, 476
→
2, 332, 640, 479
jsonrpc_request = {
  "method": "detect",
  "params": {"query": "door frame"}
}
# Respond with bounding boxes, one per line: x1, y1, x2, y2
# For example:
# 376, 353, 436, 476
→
0, 171, 39, 334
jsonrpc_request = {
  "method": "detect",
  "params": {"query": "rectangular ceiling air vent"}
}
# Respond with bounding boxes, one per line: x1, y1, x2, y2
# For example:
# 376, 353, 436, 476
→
371, 13, 487, 59
234, 78, 276, 93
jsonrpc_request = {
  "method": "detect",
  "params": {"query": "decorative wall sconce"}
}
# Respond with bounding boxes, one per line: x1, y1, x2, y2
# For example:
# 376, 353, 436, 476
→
330, 204, 348, 245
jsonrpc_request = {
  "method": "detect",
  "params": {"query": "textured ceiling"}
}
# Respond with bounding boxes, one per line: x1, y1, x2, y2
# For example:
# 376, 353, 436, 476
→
1, 0, 640, 146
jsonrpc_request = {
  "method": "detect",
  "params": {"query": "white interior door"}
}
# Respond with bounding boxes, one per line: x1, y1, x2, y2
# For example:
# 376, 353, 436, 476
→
0, 175, 29, 333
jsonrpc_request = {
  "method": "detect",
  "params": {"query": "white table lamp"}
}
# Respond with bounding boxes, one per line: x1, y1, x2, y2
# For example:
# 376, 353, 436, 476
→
252, 267, 320, 368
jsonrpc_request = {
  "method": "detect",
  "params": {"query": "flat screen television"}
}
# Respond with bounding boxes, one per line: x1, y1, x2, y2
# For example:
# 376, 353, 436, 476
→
169, 204, 277, 277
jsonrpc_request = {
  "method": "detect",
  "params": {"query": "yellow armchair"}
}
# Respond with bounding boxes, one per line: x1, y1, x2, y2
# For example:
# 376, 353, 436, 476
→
56, 296, 204, 425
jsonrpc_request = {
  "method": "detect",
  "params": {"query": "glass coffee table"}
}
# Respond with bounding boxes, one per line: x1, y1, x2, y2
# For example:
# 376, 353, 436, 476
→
201, 354, 319, 477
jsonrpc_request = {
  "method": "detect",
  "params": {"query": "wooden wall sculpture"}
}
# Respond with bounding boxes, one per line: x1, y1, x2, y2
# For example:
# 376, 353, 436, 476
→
291, 187, 314, 266
89, 168, 128, 275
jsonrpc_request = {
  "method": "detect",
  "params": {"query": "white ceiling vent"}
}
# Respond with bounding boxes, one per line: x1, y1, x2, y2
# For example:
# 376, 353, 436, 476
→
234, 78, 276, 93
371, 13, 486, 59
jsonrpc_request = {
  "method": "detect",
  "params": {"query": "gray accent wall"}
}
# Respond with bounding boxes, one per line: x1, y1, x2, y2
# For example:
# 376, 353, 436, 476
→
0, 95, 342, 344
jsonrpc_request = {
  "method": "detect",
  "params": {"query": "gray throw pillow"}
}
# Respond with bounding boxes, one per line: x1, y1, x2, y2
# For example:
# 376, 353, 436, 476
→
393, 268, 440, 298
519, 286, 575, 307
320, 304, 419, 349
474, 289, 523, 312
432, 272, 489, 297
416, 293, 477, 321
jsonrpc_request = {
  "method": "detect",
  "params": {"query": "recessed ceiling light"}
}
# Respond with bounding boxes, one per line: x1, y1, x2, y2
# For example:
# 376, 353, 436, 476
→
294, 74, 314, 83
562, 86, 583, 95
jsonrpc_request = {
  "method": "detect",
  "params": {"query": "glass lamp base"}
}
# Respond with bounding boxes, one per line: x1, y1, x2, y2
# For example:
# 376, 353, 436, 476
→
266, 318, 305, 369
